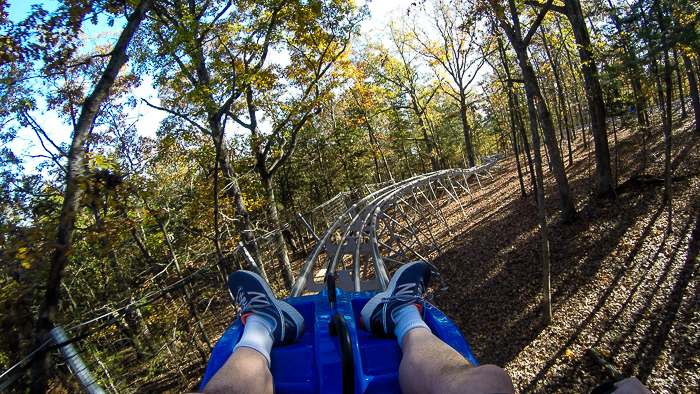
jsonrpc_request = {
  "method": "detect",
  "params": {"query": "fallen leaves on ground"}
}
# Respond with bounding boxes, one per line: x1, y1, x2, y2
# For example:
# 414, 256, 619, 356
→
429, 119, 700, 393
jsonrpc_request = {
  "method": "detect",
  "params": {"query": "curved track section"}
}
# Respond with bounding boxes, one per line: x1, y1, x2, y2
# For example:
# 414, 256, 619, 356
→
290, 155, 503, 297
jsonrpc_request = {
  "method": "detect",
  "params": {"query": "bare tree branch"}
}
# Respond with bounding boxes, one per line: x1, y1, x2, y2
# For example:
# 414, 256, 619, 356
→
140, 98, 211, 135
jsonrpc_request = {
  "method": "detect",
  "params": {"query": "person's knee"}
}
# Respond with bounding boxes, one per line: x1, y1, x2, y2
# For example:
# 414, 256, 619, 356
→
470, 364, 514, 394
201, 349, 273, 394
614, 377, 652, 394
203, 369, 273, 394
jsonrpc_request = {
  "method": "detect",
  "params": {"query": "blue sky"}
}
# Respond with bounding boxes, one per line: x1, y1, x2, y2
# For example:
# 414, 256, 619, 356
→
8, 1, 57, 22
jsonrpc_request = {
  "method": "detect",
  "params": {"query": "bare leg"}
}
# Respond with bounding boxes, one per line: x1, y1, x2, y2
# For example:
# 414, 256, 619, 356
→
200, 270, 305, 393
399, 328, 514, 394
201, 347, 273, 394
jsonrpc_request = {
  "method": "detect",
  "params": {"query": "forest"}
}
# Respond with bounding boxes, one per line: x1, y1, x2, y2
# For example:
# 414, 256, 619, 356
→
0, 0, 699, 392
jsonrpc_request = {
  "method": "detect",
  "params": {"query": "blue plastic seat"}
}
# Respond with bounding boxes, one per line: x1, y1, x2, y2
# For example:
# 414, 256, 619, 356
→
200, 289, 477, 393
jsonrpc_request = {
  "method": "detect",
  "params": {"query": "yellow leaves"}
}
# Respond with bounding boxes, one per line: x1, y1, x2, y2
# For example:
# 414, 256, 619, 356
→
242, 192, 264, 211
252, 69, 278, 91
18, 247, 31, 269
564, 349, 575, 361
86, 152, 117, 171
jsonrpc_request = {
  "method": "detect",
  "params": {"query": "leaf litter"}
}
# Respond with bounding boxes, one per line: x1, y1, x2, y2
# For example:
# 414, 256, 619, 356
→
428, 119, 700, 393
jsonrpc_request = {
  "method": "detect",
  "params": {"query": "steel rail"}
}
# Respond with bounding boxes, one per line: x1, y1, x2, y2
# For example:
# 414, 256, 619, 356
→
289, 177, 420, 297
366, 164, 501, 289
290, 155, 502, 297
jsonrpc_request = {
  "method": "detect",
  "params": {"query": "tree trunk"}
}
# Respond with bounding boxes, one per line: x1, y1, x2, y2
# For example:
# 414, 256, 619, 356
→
460, 92, 476, 167
656, 41, 673, 234
350, 88, 385, 183
518, 107, 538, 199
682, 53, 700, 133
645, 2, 673, 233
603, 0, 648, 129
155, 215, 213, 352
90, 202, 154, 360
662, 53, 673, 232
541, 31, 574, 167
497, 37, 536, 197
30, 1, 152, 392
510, 104, 527, 198
411, 96, 440, 171
673, 48, 687, 119
185, 27, 262, 268
555, 17, 591, 148
531, 106, 553, 326
364, 115, 384, 183
563, 0, 615, 198
520, 55, 578, 224
567, 51, 588, 146
211, 121, 261, 264
262, 176, 295, 290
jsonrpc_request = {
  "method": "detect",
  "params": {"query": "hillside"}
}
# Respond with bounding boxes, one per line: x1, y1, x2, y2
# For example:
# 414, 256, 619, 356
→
429, 118, 700, 393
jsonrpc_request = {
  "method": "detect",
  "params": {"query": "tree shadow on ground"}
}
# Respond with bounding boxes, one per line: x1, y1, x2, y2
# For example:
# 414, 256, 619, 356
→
529, 206, 699, 392
432, 195, 544, 366
430, 127, 698, 379
624, 212, 698, 382
431, 152, 668, 367
522, 199, 667, 392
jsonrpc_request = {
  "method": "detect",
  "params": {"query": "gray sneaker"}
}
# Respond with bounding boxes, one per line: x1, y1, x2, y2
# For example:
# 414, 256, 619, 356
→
359, 262, 431, 337
228, 270, 305, 345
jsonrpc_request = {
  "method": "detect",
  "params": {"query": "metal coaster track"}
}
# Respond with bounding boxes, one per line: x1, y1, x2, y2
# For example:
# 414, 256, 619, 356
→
290, 154, 503, 297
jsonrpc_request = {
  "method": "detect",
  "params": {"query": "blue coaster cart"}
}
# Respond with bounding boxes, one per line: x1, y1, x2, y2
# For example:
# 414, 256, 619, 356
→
199, 286, 477, 393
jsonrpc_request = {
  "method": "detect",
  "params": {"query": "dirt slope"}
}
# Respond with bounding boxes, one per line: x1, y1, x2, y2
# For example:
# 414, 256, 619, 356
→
429, 119, 700, 393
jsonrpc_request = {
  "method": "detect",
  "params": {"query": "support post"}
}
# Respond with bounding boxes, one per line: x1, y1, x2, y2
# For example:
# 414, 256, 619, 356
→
238, 242, 268, 281
460, 172, 474, 201
425, 182, 453, 233
50, 327, 105, 394
297, 213, 320, 242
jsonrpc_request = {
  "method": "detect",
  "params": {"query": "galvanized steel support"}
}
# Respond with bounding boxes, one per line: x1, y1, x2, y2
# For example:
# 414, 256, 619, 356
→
289, 155, 503, 298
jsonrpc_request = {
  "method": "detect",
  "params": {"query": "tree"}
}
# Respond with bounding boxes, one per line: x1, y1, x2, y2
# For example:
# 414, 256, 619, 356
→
13, 0, 154, 391
141, 0, 279, 267
682, 52, 700, 133
347, 73, 394, 184
376, 22, 444, 171
488, 0, 578, 225
231, 1, 364, 287
664, 0, 700, 133
527, 0, 614, 198
489, 34, 538, 198
142, 0, 364, 288
486, 0, 578, 325
538, 24, 575, 167
411, 0, 485, 167
603, 0, 650, 129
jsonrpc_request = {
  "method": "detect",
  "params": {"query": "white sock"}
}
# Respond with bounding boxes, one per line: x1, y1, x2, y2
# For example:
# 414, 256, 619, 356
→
233, 314, 274, 367
393, 304, 430, 348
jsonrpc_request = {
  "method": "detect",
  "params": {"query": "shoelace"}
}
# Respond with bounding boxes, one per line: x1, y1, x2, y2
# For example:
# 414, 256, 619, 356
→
382, 282, 427, 304
382, 294, 425, 304
236, 289, 271, 314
